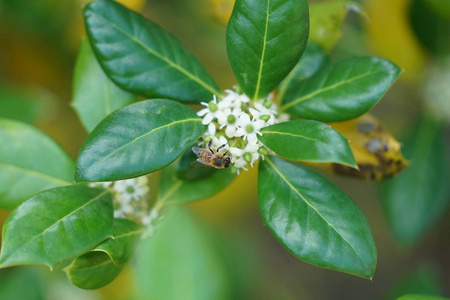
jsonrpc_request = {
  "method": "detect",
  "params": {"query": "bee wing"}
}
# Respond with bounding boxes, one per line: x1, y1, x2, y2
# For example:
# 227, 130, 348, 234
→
192, 146, 204, 157
191, 159, 212, 168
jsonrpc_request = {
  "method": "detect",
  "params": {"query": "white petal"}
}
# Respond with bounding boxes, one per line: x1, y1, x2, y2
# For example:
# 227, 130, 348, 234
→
234, 127, 246, 137
216, 112, 227, 125
253, 119, 266, 130
208, 123, 216, 136
237, 113, 251, 125
218, 136, 228, 146
197, 108, 209, 117
247, 133, 258, 144
225, 125, 236, 138
229, 147, 244, 156
249, 108, 260, 117
114, 210, 125, 218
202, 114, 214, 125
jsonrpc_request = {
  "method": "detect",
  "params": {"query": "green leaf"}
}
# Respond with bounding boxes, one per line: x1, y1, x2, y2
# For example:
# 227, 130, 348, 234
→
226, 0, 309, 100
380, 116, 450, 245
83, 0, 220, 103
388, 266, 444, 300
72, 39, 135, 132
0, 185, 113, 269
280, 56, 401, 122
425, 0, 450, 19
75, 99, 205, 182
277, 43, 329, 103
309, 1, 366, 51
410, 0, 450, 55
94, 218, 142, 266
397, 296, 449, 300
0, 119, 75, 209
64, 251, 122, 290
0, 85, 51, 124
258, 156, 376, 278
259, 120, 356, 167
0, 267, 45, 300
136, 206, 231, 300
158, 158, 235, 204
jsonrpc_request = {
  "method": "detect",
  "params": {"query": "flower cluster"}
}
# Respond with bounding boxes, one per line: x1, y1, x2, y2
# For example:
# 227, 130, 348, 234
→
89, 175, 158, 236
197, 89, 289, 173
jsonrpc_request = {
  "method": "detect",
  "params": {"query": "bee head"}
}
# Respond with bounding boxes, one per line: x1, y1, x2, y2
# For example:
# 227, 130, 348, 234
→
224, 156, 231, 168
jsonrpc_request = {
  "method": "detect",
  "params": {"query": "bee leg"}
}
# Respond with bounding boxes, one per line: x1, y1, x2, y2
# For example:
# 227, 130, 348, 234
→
208, 140, 214, 153
217, 143, 227, 153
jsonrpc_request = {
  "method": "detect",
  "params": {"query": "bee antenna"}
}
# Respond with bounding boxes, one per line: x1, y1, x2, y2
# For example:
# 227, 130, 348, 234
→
217, 143, 227, 153
208, 140, 213, 153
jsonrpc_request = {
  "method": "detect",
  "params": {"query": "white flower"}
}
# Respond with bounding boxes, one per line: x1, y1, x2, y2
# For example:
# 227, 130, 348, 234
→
113, 177, 149, 202
219, 89, 250, 111
276, 113, 291, 123
88, 182, 113, 189
229, 142, 261, 173
234, 113, 265, 144
197, 95, 226, 125
142, 209, 158, 226
210, 136, 229, 152
250, 100, 278, 125
141, 209, 160, 237
217, 108, 242, 138
114, 198, 134, 219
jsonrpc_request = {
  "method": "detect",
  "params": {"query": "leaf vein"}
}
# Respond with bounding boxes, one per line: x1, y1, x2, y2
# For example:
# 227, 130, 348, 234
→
265, 157, 368, 268
280, 71, 380, 111
0, 162, 71, 186
91, 12, 220, 96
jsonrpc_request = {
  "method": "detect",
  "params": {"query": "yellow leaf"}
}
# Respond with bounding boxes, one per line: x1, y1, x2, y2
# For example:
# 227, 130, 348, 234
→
365, 0, 428, 82
327, 114, 409, 180
309, 1, 367, 52
209, 0, 234, 24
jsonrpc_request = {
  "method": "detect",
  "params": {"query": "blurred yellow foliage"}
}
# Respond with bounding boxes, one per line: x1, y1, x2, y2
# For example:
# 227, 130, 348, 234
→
210, 0, 234, 24
328, 114, 408, 180
309, 1, 367, 52
365, 0, 428, 82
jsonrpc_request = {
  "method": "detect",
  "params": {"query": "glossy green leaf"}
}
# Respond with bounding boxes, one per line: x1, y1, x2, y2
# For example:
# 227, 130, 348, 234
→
277, 43, 329, 103
94, 218, 142, 266
65, 251, 122, 290
397, 296, 449, 300
259, 120, 356, 167
0, 119, 75, 209
75, 99, 205, 182
158, 158, 235, 204
0, 185, 113, 269
83, 0, 220, 103
136, 206, 231, 300
280, 57, 401, 122
72, 39, 135, 132
226, 0, 309, 100
380, 116, 450, 245
258, 156, 376, 278
309, 1, 366, 51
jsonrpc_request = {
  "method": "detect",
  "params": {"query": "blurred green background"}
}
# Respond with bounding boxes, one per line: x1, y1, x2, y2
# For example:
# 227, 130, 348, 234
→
0, 0, 449, 299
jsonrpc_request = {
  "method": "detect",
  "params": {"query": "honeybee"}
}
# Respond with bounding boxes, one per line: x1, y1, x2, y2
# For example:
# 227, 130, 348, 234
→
192, 141, 232, 169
